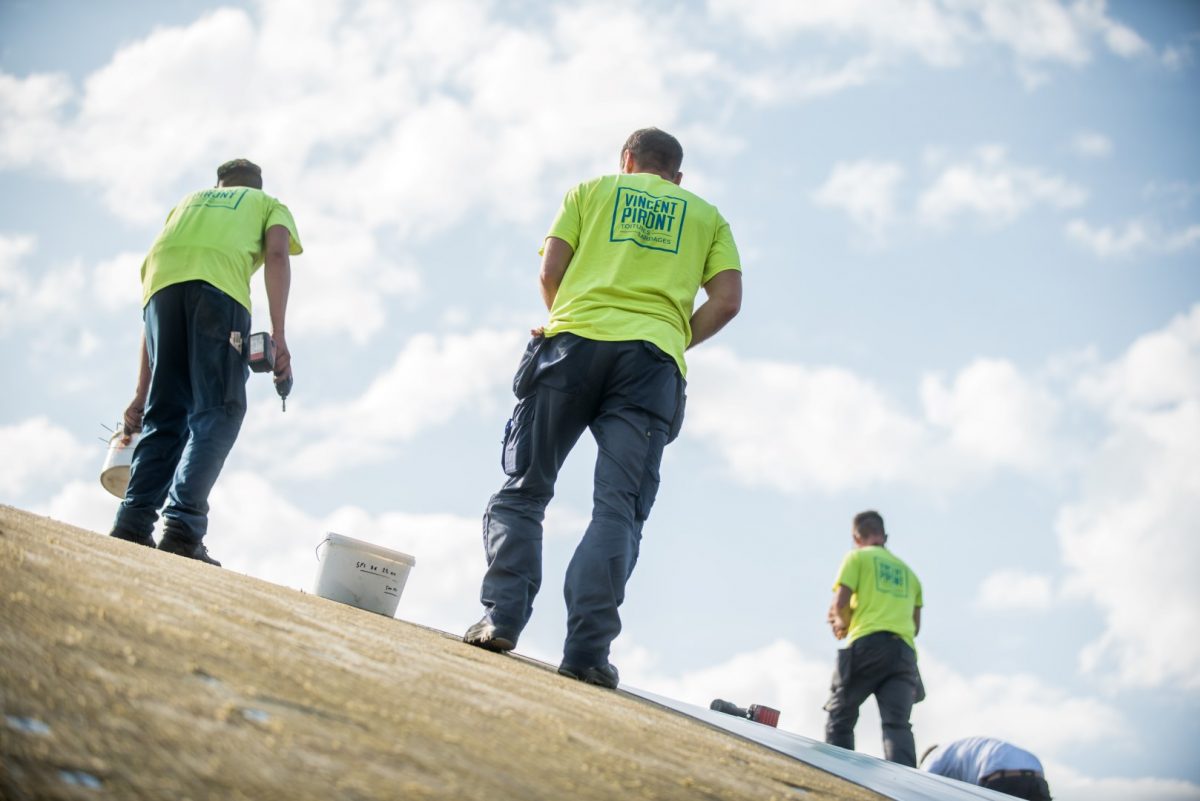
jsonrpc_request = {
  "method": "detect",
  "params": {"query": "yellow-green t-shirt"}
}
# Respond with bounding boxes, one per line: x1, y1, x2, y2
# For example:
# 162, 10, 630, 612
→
543, 173, 740, 377
834, 546, 922, 653
140, 187, 303, 311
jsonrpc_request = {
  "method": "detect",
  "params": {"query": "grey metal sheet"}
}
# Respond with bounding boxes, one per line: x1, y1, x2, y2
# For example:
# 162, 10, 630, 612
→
626, 687, 1016, 801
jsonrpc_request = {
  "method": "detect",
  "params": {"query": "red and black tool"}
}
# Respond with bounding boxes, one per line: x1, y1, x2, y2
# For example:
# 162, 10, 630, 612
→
247, 331, 292, 412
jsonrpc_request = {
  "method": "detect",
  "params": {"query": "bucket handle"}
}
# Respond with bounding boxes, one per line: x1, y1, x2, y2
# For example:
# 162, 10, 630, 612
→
314, 536, 331, 561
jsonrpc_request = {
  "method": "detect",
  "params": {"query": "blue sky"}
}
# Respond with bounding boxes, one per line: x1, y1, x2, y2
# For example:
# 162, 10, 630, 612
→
1, 1, 1198, 798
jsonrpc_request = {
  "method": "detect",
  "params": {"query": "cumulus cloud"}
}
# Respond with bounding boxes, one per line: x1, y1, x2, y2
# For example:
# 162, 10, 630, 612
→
708, 0, 1149, 81
622, 638, 1126, 766
1071, 131, 1113, 158
921, 358, 1061, 474
811, 159, 905, 241
686, 348, 1066, 494
0, 233, 143, 334
1058, 305, 1200, 689
235, 328, 523, 478
685, 347, 928, 493
0, 418, 92, 497
918, 145, 1086, 227
1066, 218, 1200, 258
977, 570, 1056, 611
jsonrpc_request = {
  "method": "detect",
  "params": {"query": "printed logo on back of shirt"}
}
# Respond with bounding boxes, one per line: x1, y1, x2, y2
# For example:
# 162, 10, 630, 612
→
874, 558, 909, 597
610, 187, 688, 253
186, 188, 249, 211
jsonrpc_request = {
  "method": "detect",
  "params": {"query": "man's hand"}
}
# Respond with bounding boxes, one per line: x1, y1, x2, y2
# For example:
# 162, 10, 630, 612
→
272, 331, 292, 383
828, 584, 854, 640
122, 399, 145, 442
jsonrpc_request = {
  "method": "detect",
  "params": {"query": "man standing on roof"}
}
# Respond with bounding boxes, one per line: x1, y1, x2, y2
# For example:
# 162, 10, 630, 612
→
463, 127, 742, 690
825, 510, 924, 765
109, 158, 302, 566
922, 737, 1053, 800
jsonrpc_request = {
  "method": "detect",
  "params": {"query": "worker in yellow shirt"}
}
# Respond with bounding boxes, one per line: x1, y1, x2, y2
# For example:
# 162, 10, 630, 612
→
110, 159, 301, 566
464, 128, 742, 689
825, 510, 924, 765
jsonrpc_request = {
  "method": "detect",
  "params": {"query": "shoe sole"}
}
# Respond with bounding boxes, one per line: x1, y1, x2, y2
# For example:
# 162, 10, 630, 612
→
467, 636, 515, 653
557, 665, 618, 689
463, 624, 516, 653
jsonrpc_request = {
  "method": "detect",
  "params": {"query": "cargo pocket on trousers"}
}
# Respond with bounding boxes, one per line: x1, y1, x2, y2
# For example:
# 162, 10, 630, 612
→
501, 398, 534, 477
512, 334, 547, 398
667, 385, 687, 444
634, 428, 669, 522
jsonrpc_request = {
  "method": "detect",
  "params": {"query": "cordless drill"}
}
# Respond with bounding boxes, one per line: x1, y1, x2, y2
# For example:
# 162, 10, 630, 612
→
709, 699, 781, 727
247, 331, 292, 411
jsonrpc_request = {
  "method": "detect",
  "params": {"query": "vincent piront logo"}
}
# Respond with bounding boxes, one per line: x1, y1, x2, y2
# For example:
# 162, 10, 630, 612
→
609, 187, 688, 253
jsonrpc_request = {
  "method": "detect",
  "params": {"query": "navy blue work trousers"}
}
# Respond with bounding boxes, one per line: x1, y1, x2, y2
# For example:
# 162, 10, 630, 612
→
113, 281, 250, 544
824, 631, 923, 766
480, 332, 685, 666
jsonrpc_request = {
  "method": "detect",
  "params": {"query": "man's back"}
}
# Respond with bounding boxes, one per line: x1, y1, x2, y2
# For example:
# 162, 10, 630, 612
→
543, 172, 739, 376
925, 737, 1044, 784
141, 186, 301, 311
835, 545, 922, 651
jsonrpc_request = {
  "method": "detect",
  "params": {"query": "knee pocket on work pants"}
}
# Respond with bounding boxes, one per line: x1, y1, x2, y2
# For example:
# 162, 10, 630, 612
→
634, 427, 669, 522
501, 397, 534, 477
194, 284, 250, 411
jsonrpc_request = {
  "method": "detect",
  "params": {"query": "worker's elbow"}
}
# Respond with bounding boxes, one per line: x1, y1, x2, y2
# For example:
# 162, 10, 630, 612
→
715, 293, 741, 323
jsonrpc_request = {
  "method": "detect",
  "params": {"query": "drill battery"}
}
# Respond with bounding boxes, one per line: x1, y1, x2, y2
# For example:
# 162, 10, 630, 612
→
247, 331, 277, 373
247, 331, 292, 411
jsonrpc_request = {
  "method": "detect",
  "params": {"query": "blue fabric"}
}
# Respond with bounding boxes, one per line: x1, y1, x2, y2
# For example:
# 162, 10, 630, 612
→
925, 737, 1045, 785
114, 281, 249, 543
479, 333, 684, 666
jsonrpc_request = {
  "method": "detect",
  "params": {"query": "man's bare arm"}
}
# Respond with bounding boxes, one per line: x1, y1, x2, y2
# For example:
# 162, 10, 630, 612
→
828, 584, 854, 640
687, 269, 742, 349
121, 333, 151, 440
264, 225, 292, 383
540, 236, 574, 311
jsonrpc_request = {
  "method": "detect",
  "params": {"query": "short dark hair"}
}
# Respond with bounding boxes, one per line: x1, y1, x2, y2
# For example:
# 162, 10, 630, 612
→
621, 127, 683, 175
216, 158, 263, 189
853, 510, 886, 541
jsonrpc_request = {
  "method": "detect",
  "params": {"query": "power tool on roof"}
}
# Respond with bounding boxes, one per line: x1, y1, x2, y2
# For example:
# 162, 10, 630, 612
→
247, 331, 292, 412
710, 699, 781, 727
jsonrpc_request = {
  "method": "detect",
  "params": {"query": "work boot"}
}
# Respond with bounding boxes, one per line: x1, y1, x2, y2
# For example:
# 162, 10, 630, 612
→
557, 662, 619, 690
463, 617, 517, 652
110, 527, 155, 548
158, 531, 221, 567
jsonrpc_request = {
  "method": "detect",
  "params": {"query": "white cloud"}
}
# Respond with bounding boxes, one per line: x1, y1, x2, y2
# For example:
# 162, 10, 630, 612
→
236, 328, 523, 478
918, 145, 1087, 227
913, 650, 1125, 758
921, 358, 1061, 474
1059, 305, 1200, 689
1071, 131, 1113, 158
707, 0, 968, 66
1048, 765, 1200, 801
686, 347, 928, 493
977, 570, 1056, 611
623, 638, 1126, 767
687, 349, 1067, 494
708, 0, 1149, 82
0, 418, 92, 497
812, 159, 905, 240
0, 234, 143, 333
1067, 218, 1200, 258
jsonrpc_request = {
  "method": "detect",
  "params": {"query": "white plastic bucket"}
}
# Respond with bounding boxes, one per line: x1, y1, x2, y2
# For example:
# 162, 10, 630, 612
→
100, 428, 140, 499
313, 532, 415, 617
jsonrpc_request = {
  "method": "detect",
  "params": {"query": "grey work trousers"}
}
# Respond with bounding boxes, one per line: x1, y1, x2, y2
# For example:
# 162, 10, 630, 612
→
824, 631, 923, 767
478, 332, 684, 666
